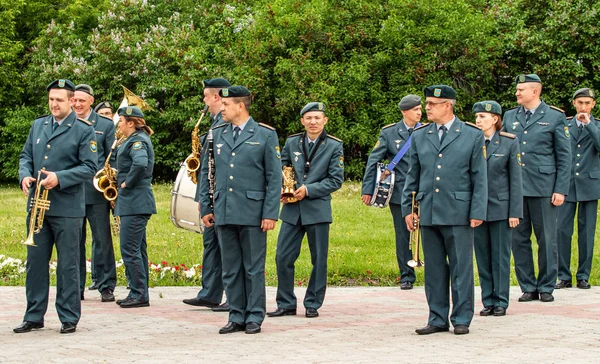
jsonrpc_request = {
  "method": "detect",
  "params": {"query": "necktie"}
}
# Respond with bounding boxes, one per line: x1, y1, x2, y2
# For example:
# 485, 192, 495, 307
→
579, 124, 583, 134
439, 126, 447, 145
233, 126, 240, 142
53, 122, 59, 132
485, 139, 490, 148
408, 128, 414, 136
308, 141, 314, 153
525, 110, 532, 124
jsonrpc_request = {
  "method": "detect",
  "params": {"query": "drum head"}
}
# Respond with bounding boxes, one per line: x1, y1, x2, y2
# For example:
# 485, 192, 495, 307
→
170, 156, 205, 234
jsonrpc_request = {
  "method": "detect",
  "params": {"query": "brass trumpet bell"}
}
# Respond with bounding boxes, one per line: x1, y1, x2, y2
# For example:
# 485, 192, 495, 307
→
103, 185, 118, 201
93, 168, 117, 193
185, 155, 201, 173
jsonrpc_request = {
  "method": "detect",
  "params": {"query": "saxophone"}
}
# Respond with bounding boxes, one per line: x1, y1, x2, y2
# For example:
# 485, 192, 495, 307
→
185, 105, 210, 184
93, 135, 126, 201
207, 128, 216, 208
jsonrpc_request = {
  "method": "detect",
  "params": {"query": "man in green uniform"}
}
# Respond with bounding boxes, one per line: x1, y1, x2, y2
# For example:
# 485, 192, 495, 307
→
94, 101, 115, 120
14, 79, 98, 334
184, 77, 231, 312
199, 86, 281, 334
502, 74, 571, 302
403, 85, 487, 335
556, 88, 599, 290
73, 84, 117, 302
361, 95, 422, 290
267, 102, 344, 319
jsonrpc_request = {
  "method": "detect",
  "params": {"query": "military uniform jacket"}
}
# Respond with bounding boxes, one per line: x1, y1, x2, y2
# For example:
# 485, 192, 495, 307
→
484, 132, 523, 221
199, 118, 281, 226
195, 111, 225, 202
19, 111, 98, 217
565, 115, 600, 202
361, 120, 414, 205
84, 110, 116, 205
114, 131, 157, 216
401, 118, 488, 226
279, 132, 344, 225
502, 101, 571, 197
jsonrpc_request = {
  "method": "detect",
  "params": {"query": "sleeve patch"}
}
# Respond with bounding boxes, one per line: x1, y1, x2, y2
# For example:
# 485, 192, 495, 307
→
373, 140, 381, 150
90, 140, 98, 153
133, 141, 143, 150
275, 146, 281, 159
564, 126, 570, 138
338, 156, 344, 168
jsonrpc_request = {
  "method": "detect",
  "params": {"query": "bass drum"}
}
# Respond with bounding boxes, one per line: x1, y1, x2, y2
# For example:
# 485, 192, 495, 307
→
170, 156, 205, 234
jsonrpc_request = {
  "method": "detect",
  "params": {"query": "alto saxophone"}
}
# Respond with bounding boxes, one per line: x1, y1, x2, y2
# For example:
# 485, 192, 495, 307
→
23, 170, 51, 247
185, 105, 210, 184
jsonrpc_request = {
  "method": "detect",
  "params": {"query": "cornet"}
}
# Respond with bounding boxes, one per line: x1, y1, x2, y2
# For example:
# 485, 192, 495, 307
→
407, 191, 424, 268
22, 170, 51, 247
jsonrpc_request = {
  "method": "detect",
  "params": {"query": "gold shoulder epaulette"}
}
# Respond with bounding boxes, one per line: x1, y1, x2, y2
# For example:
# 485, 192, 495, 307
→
78, 118, 92, 126
381, 123, 396, 130
35, 114, 50, 120
504, 106, 519, 113
499, 131, 516, 139
566, 116, 574, 120
415, 123, 429, 131
327, 134, 342, 143
465, 122, 481, 130
97, 115, 113, 123
288, 132, 303, 138
212, 123, 227, 130
550, 105, 565, 113
258, 122, 275, 131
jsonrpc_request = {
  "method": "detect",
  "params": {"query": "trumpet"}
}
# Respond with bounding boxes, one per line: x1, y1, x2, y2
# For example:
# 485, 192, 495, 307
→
407, 191, 424, 268
23, 170, 51, 247
185, 105, 210, 184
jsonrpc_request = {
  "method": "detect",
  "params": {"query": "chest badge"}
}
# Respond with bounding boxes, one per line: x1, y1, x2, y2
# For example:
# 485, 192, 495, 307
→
395, 139, 401, 149
216, 144, 223, 155
512, 122, 518, 130
36, 138, 40, 144
294, 151, 302, 162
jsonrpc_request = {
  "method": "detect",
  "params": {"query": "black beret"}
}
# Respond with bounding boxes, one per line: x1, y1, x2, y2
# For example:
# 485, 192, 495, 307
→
472, 100, 502, 115
203, 77, 231, 88
219, 86, 251, 98
117, 106, 144, 118
424, 85, 456, 100
75, 84, 94, 96
94, 101, 113, 112
46, 79, 75, 92
300, 102, 326, 116
515, 74, 542, 84
573, 88, 595, 100
398, 94, 422, 110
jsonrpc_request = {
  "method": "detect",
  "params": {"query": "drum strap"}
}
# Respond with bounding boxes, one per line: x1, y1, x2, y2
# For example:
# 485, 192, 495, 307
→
301, 131, 326, 178
386, 123, 420, 173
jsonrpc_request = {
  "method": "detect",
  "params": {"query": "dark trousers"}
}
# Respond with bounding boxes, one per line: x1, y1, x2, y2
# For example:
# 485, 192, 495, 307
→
389, 203, 416, 283
557, 200, 597, 281
216, 225, 266, 325
511, 197, 558, 294
474, 220, 512, 309
24, 215, 82, 324
79, 203, 116, 293
196, 225, 225, 304
421, 225, 474, 328
120, 215, 150, 301
275, 221, 330, 310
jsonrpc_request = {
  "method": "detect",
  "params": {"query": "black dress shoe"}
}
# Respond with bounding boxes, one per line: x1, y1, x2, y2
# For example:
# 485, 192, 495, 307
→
305, 308, 319, 318
267, 307, 297, 317
454, 325, 469, 335
554, 280, 572, 289
245, 322, 261, 334
479, 306, 494, 316
219, 322, 245, 334
400, 281, 414, 290
60, 322, 77, 334
518, 292, 539, 302
116, 297, 131, 305
81, 291, 85, 301
493, 307, 506, 316
415, 325, 449, 335
88, 281, 98, 291
539, 292, 554, 302
101, 289, 115, 302
577, 280, 591, 289
182, 297, 219, 308
13, 321, 44, 333
211, 303, 230, 312
119, 299, 150, 308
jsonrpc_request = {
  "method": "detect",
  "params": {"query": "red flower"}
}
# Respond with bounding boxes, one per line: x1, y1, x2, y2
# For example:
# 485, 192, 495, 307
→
180, 263, 186, 267
161, 261, 168, 266
174, 266, 180, 271
365, 270, 372, 275
298, 281, 303, 286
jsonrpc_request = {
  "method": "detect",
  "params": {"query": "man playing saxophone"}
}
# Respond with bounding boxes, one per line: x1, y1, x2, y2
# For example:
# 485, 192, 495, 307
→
14, 79, 98, 334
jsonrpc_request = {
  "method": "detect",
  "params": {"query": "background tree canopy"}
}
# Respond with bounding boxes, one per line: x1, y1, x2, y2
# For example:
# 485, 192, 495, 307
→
1, 0, 599, 181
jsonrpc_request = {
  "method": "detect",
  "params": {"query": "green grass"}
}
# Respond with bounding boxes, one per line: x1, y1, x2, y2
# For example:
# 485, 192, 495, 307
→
1, 182, 599, 287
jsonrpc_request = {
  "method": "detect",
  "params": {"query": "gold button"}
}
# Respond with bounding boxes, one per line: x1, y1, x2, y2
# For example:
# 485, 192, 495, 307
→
46, 144, 51, 149
437, 165, 441, 169
524, 131, 528, 134
44, 156, 48, 160
230, 164, 234, 168
578, 144, 581, 148
228, 188, 233, 192
522, 163, 525, 167
576, 173, 580, 176
576, 163, 580, 166
523, 141, 526, 145
229, 176, 233, 180
435, 188, 439, 193
438, 153, 443, 158
436, 177, 440, 181
232, 152, 236, 156
577, 154, 581, 157
522, 152, 526, 155
41, 167, 46, 170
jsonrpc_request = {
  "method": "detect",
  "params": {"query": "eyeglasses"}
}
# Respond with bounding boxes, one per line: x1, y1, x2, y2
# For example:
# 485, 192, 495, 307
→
425, 100, 449, 107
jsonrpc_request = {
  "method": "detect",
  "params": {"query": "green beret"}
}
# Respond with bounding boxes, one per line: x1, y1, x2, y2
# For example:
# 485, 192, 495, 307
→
94, 101, 113, 112
573, 88, 595, 100
472, 100, 502, 115
46, 79, 75, 92
515, 74, 542, 84
398, 94, 422, 110
117, 106, 144, 118
300, 102, 326, 116
75, 84, 94, 96
203, 77, 231, 89
424, 85, 456, 99
219, 86, 251, 98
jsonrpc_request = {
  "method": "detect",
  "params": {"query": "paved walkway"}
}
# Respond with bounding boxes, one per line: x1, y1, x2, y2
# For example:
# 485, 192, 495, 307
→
1, 286, 600, 363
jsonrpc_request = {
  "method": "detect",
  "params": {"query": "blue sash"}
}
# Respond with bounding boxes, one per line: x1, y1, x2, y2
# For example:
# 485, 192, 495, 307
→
385, 123, 420, 173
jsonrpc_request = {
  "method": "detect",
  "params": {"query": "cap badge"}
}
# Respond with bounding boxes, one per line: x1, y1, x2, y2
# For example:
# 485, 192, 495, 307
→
126, 107, 132, 115
58, 79, 65, 88
434, 88, 441, 97
485, 103, 492, 112
519, 75, 526, 82
222, 88, 229, 97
